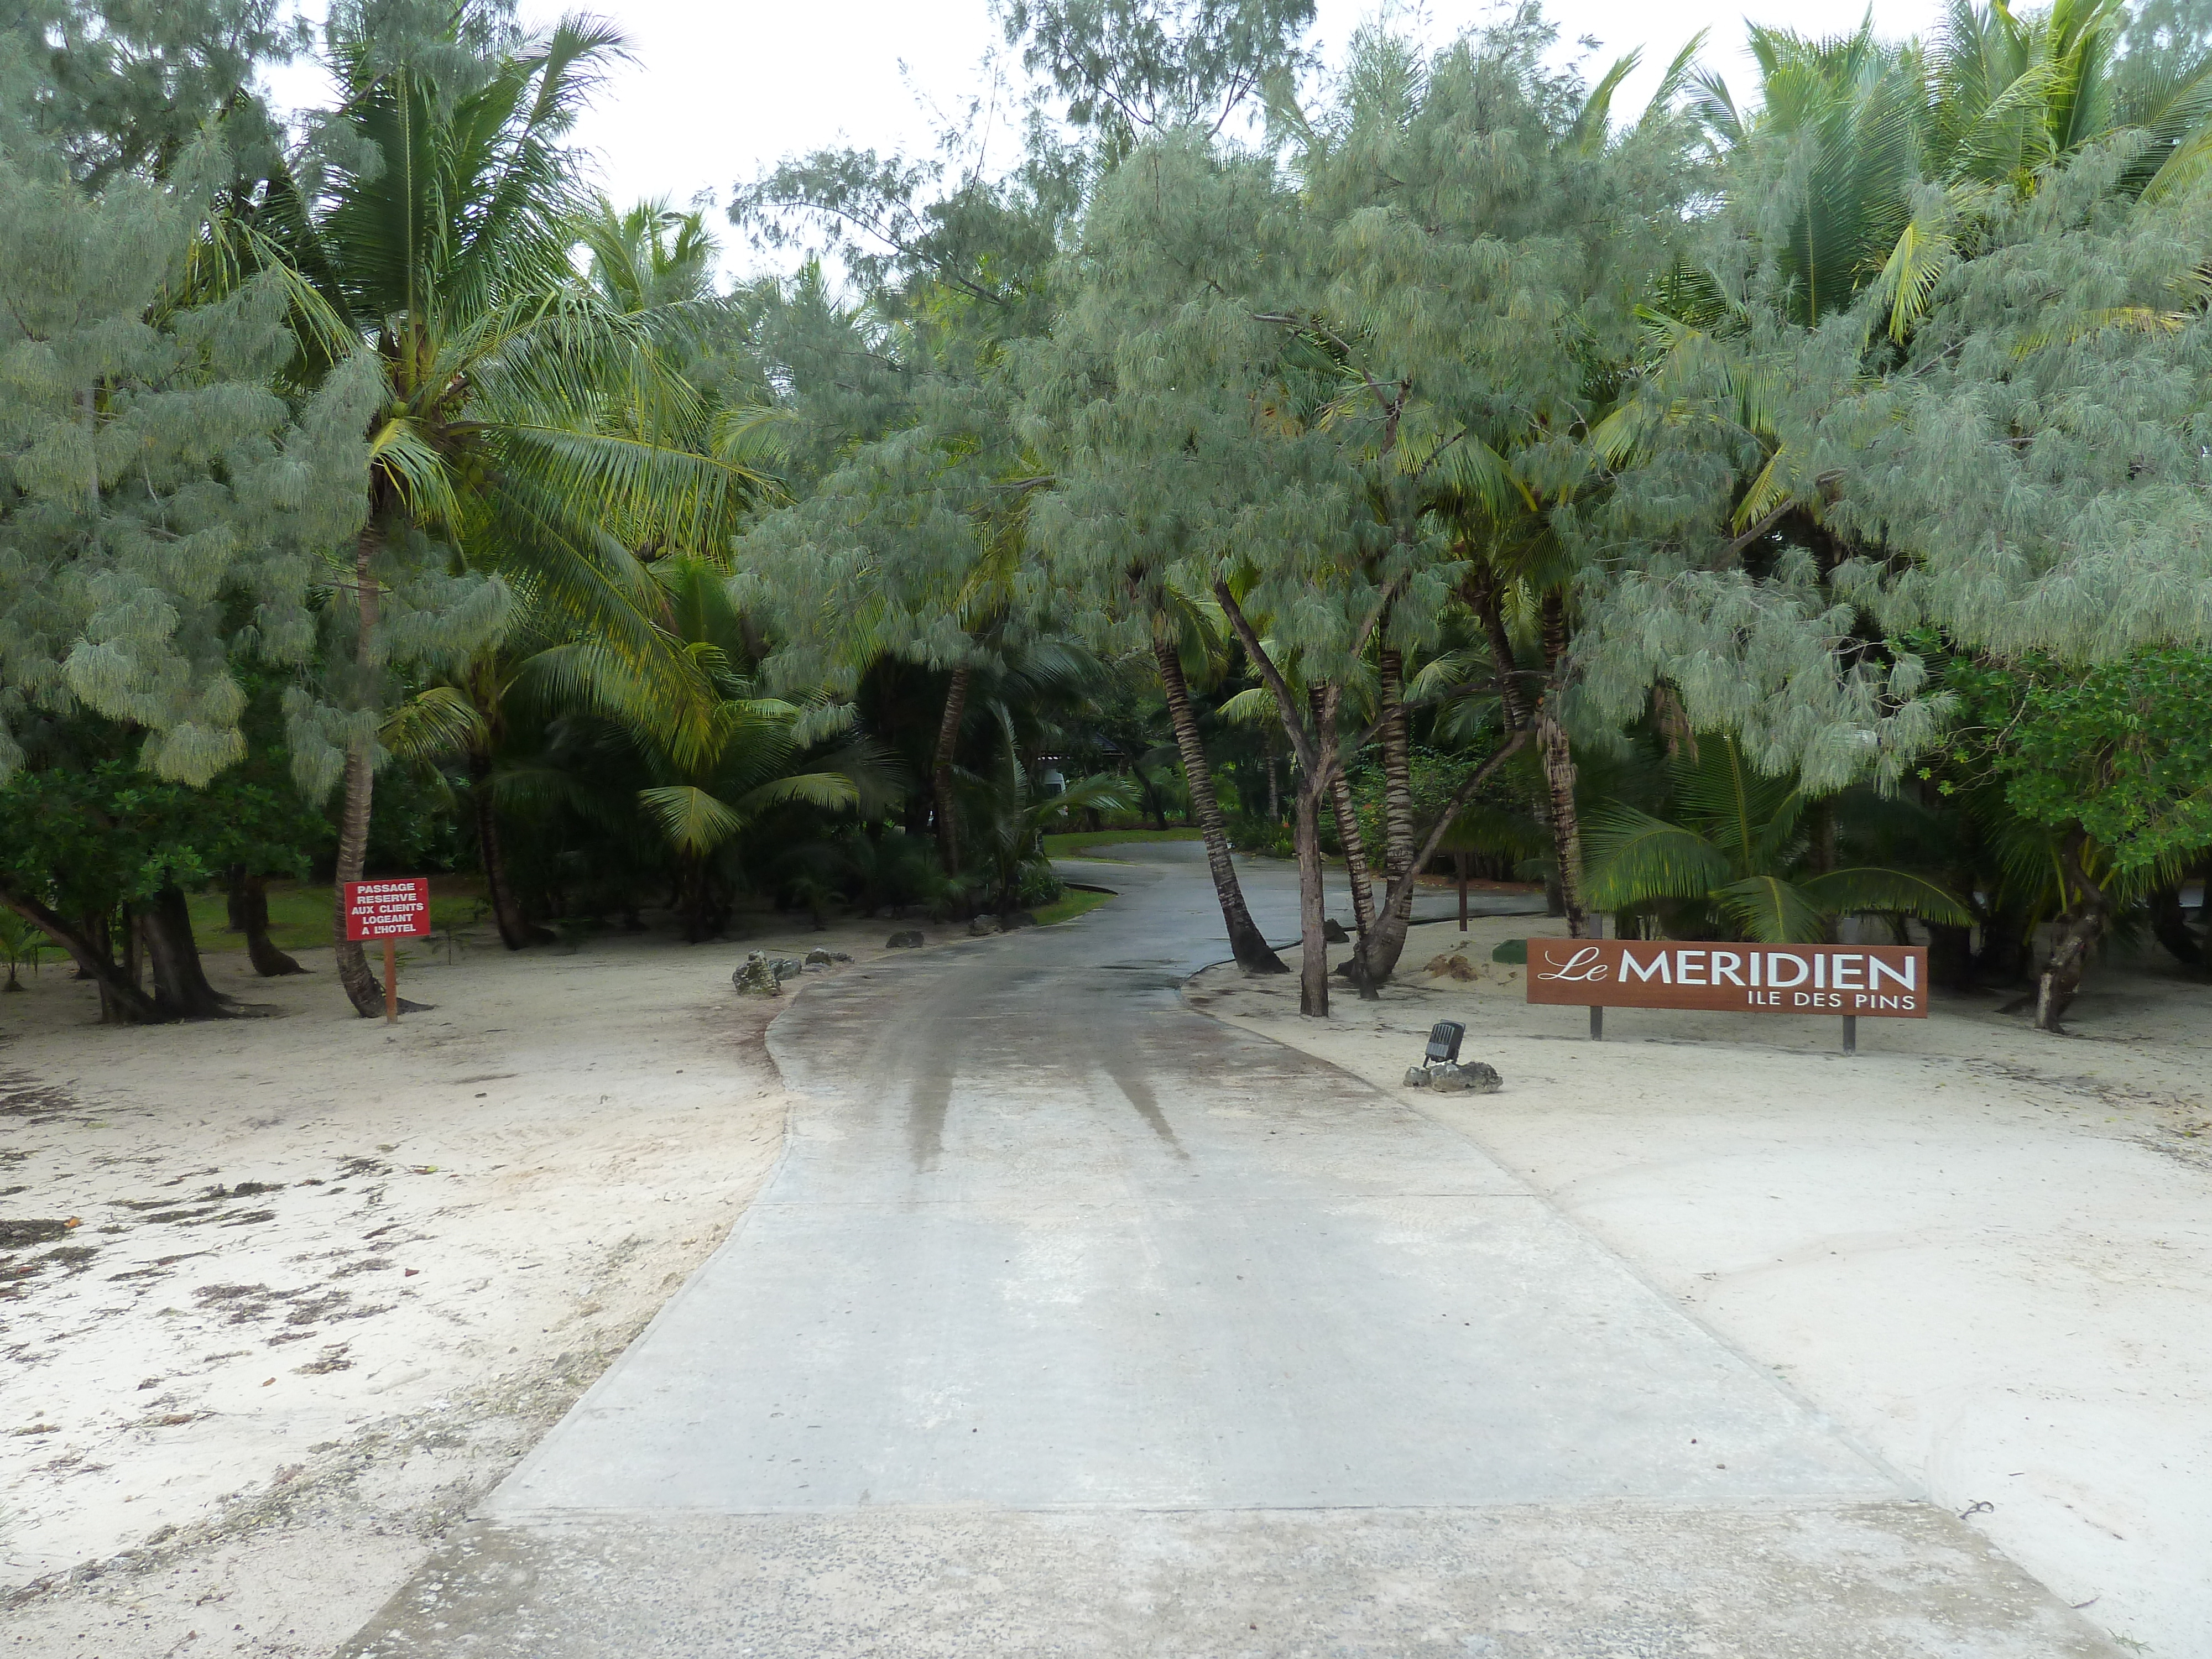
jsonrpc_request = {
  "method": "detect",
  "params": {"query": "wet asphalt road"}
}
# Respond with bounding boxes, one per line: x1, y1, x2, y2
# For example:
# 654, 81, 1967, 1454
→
341, 847, 2116, 1658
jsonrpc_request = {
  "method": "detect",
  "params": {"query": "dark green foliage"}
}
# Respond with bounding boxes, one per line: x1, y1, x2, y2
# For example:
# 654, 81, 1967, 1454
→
1939, 648, 2212, 875
1585, 735, 1971, 942
0, 753, 322, 920
1349, 746, 1541, 880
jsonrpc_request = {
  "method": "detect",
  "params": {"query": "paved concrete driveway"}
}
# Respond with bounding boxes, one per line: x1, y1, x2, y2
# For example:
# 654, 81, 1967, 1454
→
343, 847, 2115, 1657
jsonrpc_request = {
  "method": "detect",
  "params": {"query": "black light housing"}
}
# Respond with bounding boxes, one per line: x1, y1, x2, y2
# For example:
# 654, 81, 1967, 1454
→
1425, 1020, 1465, 1063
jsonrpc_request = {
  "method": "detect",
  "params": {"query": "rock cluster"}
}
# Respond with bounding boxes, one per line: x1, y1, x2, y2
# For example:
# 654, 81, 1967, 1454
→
1404, 1060, 1502, 1094
964, 912, 1042, 937
732, 952, 806, 996
885, 930, 925, 949
803, 948, 853, 971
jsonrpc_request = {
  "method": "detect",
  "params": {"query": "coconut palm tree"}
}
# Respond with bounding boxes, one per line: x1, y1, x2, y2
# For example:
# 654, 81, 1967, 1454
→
1146, 585, 1289, 973
1690, 1, 2212, 344
1585, 735, 1971, 942
255, 7, 755, 1011
581, 196, 719, 312
534, 557, 901, 941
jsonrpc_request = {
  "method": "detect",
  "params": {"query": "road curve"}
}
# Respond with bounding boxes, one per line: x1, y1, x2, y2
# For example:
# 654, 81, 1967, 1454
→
343, 846, 2116, 1658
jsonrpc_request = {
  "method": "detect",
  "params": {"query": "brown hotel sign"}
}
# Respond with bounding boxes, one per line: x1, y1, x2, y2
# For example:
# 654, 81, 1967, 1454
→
1525, 940, 1929, 1018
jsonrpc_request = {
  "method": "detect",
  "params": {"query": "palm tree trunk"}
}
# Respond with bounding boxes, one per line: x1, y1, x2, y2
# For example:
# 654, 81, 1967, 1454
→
333, 525, 386, 1018
1210, 578, 1332, 1015
470, 750, 551, 950
2036, 832, 2107, 1031
1152, 637, 1285, 974
1294, 776, 1330, 1018
932, 665, 970, 885
1462, 557, 1528, 731
227, 869, 306, 977
1354, 648, 1420, 985
676, 853, 717, 943
1538, 591, 1586, 939
1311, 687, 1375, 943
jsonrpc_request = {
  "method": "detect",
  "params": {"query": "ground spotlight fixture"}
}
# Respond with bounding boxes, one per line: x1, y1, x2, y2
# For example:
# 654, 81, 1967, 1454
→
1425, 1020, 1464, 1065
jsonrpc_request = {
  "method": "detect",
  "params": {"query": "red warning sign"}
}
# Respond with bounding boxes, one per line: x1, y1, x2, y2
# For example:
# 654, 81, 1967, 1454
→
343, 878, 431, 942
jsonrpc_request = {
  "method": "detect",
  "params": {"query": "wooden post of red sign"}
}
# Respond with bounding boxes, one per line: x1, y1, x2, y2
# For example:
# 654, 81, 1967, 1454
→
1842, 1015, 1856, 1055
384, 940, 398, 1024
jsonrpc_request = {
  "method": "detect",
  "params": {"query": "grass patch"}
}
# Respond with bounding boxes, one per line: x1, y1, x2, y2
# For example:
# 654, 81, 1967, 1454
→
1033, 888, 1116, 926
1044, 826, 1204, 859
185, 880, 487, 953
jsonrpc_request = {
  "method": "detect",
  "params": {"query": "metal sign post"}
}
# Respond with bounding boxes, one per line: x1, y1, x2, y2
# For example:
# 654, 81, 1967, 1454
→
343, 879, 433, 1022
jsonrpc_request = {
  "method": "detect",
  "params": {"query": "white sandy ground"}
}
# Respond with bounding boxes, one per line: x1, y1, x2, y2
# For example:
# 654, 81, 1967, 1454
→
0, 912, 961, 1659
1186, 916, 2212, 1659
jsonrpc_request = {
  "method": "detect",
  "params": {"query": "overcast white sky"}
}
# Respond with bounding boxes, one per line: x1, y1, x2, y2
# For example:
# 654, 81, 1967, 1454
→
279, 1, 1940, 279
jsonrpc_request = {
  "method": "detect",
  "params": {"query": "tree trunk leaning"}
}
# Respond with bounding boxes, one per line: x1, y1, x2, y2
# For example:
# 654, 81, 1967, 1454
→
333, 526, 386, 1018
1151, 637, 1286, 974
1461, 558, 1528, 731
1207, 578, 1338, 1016
1, 890, 165, 1022
1328, 774, 1375, 943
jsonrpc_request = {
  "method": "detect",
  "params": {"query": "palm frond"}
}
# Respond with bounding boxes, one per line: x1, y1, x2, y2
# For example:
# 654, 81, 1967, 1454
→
638, 783, 747, 855
379, 685, 486, 759
1713, 874, 1826, 942
1797, 865, 1974, 926
1583, 804, 1733, 908
723, 770, 862, 817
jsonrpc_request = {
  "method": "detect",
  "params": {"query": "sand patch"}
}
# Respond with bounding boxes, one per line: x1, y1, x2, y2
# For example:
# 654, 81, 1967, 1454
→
0, 912, 962, 1657
1188, 915, 2212, 1657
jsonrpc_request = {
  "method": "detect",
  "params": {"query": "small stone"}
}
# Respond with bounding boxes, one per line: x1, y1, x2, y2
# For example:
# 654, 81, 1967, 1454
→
1403, 1066, 1432, 1089
885, 930, 925, 949
968, 916, 999, 937
804, 948, 852, 966
1428, 1067, 1469, 1093
1323, 918, 1351, 944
